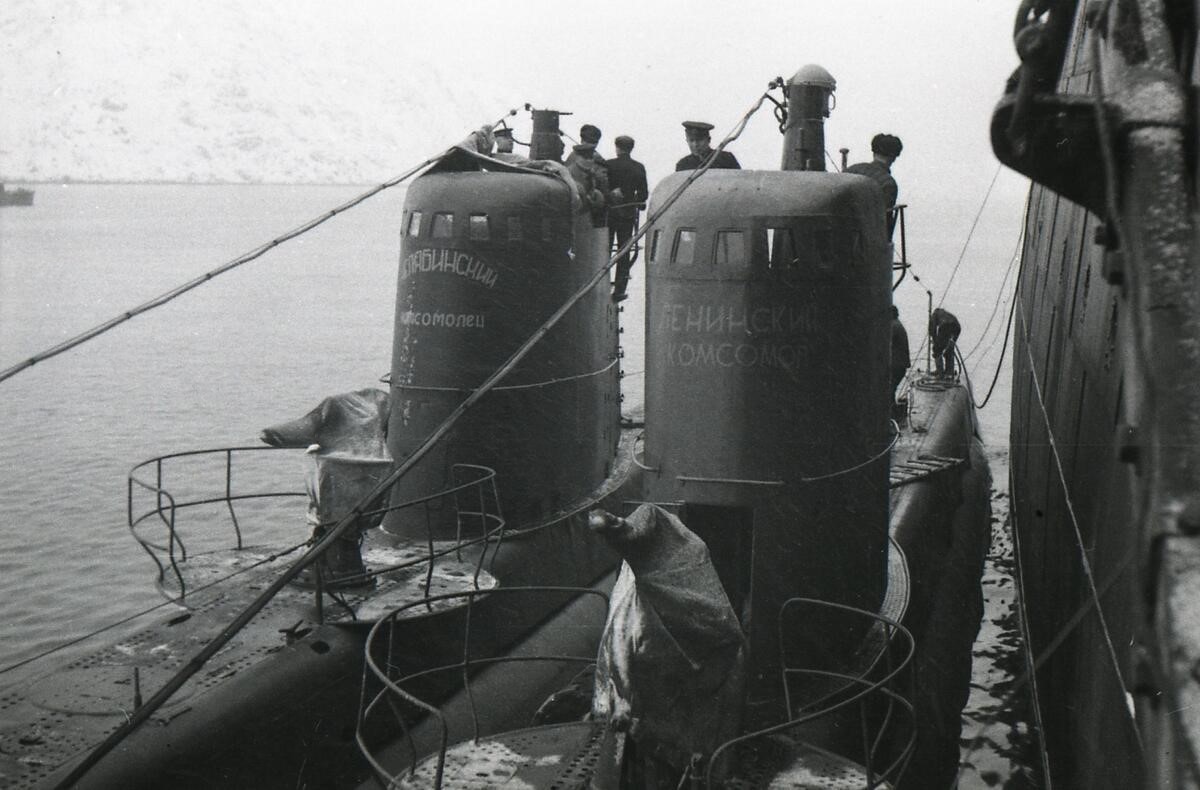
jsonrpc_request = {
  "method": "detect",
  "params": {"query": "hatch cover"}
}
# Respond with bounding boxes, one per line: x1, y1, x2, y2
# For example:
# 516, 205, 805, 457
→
25, 663, 196, 715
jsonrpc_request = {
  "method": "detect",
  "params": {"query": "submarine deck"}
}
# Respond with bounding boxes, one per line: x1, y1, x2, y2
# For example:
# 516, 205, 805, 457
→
0, 428, 640, 789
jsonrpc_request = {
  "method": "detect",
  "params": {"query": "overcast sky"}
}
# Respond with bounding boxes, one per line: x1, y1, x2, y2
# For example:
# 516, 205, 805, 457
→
4, 0, 1031, 297
393, 1, 1027, 197
342, 0, 1031, 277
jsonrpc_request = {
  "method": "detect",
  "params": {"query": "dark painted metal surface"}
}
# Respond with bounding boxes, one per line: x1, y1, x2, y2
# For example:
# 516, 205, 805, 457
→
641, 170, 893, 700
889, 381, 991, 788
385, 170, 619, 539
780, 65, 836, 172
995, 0, 1200, 786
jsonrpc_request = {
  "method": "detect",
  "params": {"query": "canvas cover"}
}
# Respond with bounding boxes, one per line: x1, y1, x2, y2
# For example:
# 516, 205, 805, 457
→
591, 504, 746, 769
260, 388, 392, 528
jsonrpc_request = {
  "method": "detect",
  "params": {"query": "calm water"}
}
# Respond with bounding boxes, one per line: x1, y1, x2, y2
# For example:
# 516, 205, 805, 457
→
0, 184, 405, 669
0, 182, 1032, 785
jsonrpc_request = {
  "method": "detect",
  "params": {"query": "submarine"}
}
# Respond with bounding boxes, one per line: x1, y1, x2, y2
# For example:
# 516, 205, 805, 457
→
354, 66, 993, 789
0, 109, 638, 789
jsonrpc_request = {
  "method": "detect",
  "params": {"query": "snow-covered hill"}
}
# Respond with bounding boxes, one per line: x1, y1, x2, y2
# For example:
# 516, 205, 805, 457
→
0, 2, 488, 183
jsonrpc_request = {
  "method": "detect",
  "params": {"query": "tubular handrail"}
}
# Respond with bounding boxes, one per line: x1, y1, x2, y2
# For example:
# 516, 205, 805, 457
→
358, 590, 916, 790
704, 597, 917, 789
127, 446, 507, 607
357, 586, 610, 789
128, 445, 306, 597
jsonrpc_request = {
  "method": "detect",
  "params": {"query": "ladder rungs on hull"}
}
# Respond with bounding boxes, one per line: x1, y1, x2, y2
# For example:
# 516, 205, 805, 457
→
889, 454, 964, 488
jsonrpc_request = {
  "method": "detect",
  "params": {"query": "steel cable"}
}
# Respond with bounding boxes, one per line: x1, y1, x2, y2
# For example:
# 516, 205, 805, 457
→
0, 152, 451, 385
936, 163, 1004, 309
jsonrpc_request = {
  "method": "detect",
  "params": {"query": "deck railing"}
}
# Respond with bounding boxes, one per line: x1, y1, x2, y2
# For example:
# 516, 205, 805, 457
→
128, 448, 506, 616
128, 445, 307, 596
356, 586, 610, 788
705, 597, 917, 789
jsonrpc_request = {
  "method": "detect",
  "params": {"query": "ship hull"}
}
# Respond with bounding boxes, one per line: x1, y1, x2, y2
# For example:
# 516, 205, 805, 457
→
1008, 180, 1144, 788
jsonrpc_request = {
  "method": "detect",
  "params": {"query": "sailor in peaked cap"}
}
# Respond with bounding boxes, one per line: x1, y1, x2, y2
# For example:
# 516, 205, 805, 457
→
494, 126, 515, 154
676, 120, 740, 171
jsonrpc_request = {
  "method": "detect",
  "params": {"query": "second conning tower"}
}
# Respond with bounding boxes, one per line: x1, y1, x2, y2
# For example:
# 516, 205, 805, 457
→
641, 66, 893, 690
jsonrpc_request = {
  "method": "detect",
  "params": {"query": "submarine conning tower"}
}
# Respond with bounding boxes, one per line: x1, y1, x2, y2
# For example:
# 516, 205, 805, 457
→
382, 120, 619, 539
642, 65, 892, 701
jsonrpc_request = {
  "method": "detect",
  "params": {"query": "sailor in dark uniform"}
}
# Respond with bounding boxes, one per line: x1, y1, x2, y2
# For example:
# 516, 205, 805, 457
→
846, 133, 903, 234
675, 121, 740, 171
606, 135, 648, 302
928, 307, 961, 377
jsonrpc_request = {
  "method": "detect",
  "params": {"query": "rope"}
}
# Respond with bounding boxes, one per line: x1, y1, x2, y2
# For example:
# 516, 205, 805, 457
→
1014, 290, 1145, 755
56, 87, 777, 789
0, 152, 451, 386
965, 291, 1015, 411
962, 217, 1024, 362
936, 163, 1003, 308
386, 358, 618, 393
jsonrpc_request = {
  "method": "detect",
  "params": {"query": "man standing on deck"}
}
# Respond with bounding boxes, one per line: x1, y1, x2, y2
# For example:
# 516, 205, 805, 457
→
566, 125, 613, 222
675, 121, 740, 171
607, 135, 648, 302
929, 307, 961, 378
566, 124, 607, 168
846, 133, 903, 235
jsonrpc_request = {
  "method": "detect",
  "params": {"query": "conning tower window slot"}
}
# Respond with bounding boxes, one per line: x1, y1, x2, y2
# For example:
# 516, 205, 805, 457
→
468, 214, 490, 240
406, 211, 424, 237
812, 226, 836, 270
649, 229, 662, 263
672, 229, 697, 265
431, 212, 454, 239
507, 216, 523, 242
714, 230, 746, 267
766, 227, 799, 269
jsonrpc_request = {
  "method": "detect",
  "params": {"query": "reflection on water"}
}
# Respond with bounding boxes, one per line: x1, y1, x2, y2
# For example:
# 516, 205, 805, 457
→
957, 486, 1042, 788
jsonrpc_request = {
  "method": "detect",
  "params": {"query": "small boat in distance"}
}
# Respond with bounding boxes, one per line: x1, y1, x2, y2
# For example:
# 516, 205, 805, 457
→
0, 184, 35, 207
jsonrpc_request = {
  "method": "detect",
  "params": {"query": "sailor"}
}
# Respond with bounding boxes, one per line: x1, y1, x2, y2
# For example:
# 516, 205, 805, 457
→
675, 121, 741, 171
607, 135, 648, 302
929, 307, 961, 377
566, 124, 607, 167
890, 305, 910, 400
566, 142, 608, 222
846, 133, 903, 233
494, 126, 515, 155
